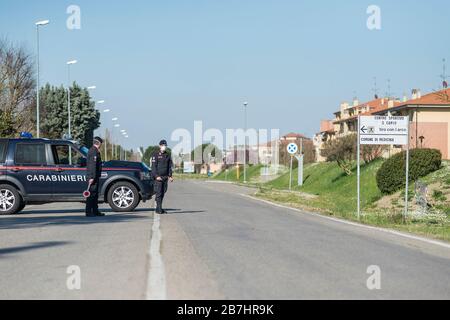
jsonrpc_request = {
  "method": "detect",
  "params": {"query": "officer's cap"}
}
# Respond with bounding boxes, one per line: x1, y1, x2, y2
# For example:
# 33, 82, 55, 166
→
94, 136, 104, 144
159, 140, 168, 146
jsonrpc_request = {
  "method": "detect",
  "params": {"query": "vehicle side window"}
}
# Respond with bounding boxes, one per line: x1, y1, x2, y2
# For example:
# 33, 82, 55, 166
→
51, 145, 85, 166
0, 141, 7, 164
15, 143, 47, 166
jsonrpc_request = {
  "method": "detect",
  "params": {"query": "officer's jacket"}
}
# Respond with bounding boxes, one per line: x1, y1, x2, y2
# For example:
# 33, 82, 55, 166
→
86, 146, 102, 181
151, 151, 173, 178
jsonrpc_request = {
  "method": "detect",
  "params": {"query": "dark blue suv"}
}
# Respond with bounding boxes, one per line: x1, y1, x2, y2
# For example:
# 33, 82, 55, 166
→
0, 138, 154, 215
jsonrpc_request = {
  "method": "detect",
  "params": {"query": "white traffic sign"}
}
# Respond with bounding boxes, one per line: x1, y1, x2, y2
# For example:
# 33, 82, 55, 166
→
287, 143, 298, 155
359, 116, 408, 146
183, 161, 195, 174
356, 115, 411, 221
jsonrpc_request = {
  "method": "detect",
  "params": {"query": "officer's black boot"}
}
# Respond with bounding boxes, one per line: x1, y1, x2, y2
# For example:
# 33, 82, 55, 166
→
155, 201, 162, 214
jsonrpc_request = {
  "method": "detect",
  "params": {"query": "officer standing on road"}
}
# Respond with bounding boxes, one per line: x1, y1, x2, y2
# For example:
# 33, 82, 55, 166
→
151, 140, 174, 214
86, 137, 105, 217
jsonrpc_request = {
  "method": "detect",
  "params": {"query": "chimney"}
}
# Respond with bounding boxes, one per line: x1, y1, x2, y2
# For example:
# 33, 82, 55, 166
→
388, 99, 394, 108
341, 102, 349, 113
353, 98, 359, 107
381, 98, 385, 106
417, 89, 421, 99
412, 89, 418, 100
403, 93, 408, 102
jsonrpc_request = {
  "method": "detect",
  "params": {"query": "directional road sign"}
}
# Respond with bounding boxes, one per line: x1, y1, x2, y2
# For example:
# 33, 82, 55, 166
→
359, 116, 409, 146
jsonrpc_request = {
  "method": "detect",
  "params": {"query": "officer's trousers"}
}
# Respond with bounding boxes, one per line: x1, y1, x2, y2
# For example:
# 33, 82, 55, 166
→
154, 178, 169, 212
86, 180, 99, 215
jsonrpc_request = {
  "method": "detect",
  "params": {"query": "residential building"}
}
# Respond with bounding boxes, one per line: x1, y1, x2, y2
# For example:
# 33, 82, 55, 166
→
315, 88, 450, 161
373, 88, 450, 159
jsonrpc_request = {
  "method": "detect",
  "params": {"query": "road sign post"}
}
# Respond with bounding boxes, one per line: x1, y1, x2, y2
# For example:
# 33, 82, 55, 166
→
357, 116, 361, 219
358, 115, 410, 220
287, 143, 298, 191
404, 120, 410, 221
289, 155, 293, 191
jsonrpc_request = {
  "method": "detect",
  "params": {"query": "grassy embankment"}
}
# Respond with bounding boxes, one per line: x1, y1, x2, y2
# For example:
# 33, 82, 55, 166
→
255, 160, 450, 241
213, 164, 266, 183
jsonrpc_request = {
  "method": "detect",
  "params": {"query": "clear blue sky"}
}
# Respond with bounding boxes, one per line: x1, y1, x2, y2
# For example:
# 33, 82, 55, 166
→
1, 0, 449, 149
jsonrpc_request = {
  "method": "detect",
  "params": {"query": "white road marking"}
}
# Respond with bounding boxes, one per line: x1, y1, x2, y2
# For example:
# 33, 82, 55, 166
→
241, 194, 450, 250
202, 180, 233, 184
146, 213, 167, 300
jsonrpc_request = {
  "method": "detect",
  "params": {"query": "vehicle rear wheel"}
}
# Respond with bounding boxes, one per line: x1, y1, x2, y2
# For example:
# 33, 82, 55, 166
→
0, 185, 22, 215
107, 182, 140, 212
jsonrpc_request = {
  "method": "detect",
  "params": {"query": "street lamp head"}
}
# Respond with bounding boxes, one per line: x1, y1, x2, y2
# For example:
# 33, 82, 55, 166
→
114, 124, 120, 128
112, 117, 118, 121
67, 60, 78, 65
243, 102, 248, 107
36, 20, 50, 26
103, 109, 111, 113
87, 86, 96, 90
97, 100, 105, 104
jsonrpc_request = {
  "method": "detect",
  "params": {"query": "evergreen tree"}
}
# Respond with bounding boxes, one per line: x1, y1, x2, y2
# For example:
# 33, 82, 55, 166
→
40, 82, 100, 146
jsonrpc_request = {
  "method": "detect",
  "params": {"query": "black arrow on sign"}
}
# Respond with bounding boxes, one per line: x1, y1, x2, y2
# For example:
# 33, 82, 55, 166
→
360, 126, 368, 134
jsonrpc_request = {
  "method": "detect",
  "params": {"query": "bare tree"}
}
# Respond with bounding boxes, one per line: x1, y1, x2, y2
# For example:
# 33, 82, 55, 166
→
321, 134, 357, 175
0, 38, 36, 136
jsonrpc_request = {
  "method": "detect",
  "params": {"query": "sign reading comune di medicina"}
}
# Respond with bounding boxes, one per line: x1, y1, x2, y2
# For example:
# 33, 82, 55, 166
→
359, 116, 409, 146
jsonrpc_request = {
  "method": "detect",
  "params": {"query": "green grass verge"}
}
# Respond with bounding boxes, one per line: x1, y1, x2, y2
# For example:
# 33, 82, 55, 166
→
213, 164, 264, 183
256, 160, 450, 242
263, 160, 383, 215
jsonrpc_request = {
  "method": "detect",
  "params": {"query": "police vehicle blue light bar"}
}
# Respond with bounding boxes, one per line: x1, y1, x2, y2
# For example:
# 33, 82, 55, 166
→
20, 132, 33, 139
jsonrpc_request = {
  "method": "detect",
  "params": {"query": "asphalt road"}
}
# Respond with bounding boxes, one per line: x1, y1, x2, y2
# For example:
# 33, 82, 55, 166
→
1, 180, 449, 300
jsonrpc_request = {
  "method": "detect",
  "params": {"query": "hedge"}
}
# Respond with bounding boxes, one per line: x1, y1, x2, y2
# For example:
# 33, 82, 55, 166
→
376, 148, 442, 194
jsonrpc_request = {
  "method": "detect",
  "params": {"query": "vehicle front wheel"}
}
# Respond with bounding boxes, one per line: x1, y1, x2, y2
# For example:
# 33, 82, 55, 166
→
17, 202, 26, 213
0, 185, 22, 215
107, 182, 140, 212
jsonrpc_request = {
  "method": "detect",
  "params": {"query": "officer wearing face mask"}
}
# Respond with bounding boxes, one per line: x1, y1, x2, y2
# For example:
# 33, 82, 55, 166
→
151, 140, 174, 214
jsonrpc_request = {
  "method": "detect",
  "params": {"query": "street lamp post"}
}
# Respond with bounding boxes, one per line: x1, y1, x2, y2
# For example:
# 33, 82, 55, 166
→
102, 108, 110, 161
121, 130, 128, 161
243, 102, 248, 183
113, 118, 120, 157
66, 60, 77, 139
35, 20, 50, 138
122, 133, 129, 161
111, 118, 118, 159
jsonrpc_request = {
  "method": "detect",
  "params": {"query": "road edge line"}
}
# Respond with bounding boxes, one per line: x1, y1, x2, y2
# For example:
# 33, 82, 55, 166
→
145, 213, 167, 300
240, 194, 450, 249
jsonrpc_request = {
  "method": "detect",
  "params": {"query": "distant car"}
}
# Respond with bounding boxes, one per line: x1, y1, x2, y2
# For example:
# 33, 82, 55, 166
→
0, 137, 154, 215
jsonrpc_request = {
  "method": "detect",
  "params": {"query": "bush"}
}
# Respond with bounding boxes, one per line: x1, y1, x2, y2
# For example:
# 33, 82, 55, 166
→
376, 148, 442, 194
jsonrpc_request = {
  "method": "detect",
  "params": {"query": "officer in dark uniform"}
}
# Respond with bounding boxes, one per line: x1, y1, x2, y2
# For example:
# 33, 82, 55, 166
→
86, 137, 105, 217
151, 140, 173, 214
